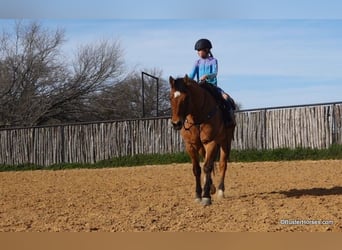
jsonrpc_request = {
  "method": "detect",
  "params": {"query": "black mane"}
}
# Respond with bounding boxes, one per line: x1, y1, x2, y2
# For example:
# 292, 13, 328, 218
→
173, 77, 221, 102
174, 78, 188, 92
198, 81, 222, 101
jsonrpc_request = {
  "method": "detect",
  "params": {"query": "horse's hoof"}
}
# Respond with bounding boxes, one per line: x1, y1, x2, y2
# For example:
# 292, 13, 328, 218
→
194, 197, 202, 203
201, 197, 212, 206
217, 189, 225, 199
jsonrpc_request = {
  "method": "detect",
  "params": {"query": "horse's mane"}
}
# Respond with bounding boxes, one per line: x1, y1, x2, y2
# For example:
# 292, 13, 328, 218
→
198, 82, 222, 101
173, 77, 189, 92
174, 77, 221, 103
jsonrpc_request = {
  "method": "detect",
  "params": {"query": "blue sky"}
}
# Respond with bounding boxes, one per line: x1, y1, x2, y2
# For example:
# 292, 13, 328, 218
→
0, 1, 342, 109
1, 0, 342, 19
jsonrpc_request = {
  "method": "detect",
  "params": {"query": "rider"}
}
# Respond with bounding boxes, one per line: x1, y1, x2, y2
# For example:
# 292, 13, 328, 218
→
189, 38, 235, 126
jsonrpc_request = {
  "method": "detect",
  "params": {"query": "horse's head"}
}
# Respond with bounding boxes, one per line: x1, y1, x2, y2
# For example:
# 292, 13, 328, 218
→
169, 75, 193, 130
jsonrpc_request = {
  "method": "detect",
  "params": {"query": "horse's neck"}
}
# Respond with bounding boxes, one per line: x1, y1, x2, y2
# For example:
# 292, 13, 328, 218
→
188, 84, 217, 119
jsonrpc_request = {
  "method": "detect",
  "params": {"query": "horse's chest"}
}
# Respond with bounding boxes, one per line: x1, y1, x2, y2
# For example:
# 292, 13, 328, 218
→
200, 126, 217, 144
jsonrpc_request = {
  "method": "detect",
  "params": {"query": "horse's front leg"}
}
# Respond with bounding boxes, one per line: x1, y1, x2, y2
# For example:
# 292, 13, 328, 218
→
201, 141, 217, 206
185, 143, 202, 203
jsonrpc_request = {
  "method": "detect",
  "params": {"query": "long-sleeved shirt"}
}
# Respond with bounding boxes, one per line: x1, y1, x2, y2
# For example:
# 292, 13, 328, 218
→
189, 56, 218, 85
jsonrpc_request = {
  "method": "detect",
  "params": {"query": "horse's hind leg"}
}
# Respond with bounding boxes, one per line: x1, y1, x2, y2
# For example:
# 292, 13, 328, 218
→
217, 146, 228, 199
217, 134, 233, 199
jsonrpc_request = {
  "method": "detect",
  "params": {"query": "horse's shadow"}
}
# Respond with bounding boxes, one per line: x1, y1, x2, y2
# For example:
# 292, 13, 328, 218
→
277, 186, 342, 198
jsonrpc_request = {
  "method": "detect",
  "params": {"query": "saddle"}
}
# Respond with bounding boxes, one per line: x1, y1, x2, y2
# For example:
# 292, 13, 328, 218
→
199, 81, 236, 126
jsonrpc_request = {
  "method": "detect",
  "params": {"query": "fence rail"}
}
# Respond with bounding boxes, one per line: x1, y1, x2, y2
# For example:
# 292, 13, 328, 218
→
0, 102, 341, 166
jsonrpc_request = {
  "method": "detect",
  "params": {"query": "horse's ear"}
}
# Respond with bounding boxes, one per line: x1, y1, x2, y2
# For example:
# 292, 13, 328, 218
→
169, 76, 175, 87
184, 74, 191, 86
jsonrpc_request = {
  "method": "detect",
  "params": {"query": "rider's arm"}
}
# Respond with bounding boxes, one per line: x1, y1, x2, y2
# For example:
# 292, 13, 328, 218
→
206, 58, 218, 81
189, 60, 199, 82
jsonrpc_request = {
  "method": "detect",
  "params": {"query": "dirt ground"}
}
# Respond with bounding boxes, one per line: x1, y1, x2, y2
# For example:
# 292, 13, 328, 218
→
0, 160, 341, 232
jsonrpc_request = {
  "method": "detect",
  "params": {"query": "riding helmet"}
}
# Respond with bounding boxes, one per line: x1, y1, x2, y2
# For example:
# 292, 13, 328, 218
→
194, 38, 212, 51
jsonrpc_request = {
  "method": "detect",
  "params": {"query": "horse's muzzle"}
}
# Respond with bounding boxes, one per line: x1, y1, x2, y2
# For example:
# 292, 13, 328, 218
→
171, 120, 183, 130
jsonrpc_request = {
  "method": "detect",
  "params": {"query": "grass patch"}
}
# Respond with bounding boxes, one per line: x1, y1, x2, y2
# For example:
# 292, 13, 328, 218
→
0, 152, 191, 172
230, 144, 342, 162
0, 144, 341, 172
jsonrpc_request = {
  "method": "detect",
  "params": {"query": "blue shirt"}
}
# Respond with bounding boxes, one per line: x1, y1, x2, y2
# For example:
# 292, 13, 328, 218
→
189, 56, 218, 85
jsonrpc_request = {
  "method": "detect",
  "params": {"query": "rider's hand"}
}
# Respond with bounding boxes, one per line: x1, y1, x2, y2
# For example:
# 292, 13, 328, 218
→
200, 75, 207, 81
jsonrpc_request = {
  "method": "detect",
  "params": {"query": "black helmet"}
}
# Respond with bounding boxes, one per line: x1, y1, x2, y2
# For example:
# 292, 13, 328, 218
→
194, 38, 212, 51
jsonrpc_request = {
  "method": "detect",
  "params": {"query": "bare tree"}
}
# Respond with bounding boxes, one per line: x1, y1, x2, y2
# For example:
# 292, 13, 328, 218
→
0, 21, 125, 127
39, 39, 125, 124
88, 68, 171, 120
0, 21, 66, 126
0, 21, 173, 127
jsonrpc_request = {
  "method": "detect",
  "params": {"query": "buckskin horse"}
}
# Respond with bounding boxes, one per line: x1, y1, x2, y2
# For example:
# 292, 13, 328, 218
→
169, 75, 236, 206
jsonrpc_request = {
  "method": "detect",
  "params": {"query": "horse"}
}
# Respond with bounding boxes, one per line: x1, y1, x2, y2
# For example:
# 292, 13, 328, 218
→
169, 75, 236, 206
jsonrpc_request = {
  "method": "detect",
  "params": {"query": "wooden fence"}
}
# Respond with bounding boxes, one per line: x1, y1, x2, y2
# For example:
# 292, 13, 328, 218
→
234, 102, 342, 150
0, 102, 341, 166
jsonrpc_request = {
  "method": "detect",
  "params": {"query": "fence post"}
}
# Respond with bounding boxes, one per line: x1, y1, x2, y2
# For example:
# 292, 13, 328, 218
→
263, 108, 267, 150
60, 125, 65, 163
332, 103, 336, 145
